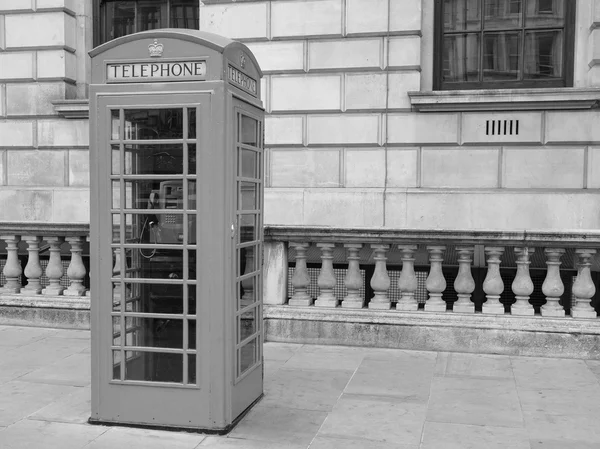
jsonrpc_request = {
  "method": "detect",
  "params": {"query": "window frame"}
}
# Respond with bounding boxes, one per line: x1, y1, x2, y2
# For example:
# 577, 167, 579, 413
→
433, 0, 576, 91
93, 0, 200, 47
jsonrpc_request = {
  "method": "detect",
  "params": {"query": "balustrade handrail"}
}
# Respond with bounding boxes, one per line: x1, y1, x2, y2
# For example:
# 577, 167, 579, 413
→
264, 225, 600, 248
0, 222, 89, 237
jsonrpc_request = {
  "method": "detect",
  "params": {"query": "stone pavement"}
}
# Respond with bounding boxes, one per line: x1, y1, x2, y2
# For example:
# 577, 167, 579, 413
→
1, 325, 600, 448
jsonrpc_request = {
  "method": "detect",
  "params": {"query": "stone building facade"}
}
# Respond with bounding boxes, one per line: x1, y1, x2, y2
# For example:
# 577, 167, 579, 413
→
1, 0, 599, 230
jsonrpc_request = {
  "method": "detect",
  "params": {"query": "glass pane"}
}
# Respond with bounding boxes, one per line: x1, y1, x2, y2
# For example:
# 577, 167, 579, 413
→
171, 0, 200, 29
483, 32, 521, 81
240, 148, 257, 179
112, 282, 122, 311
112, 180, 121, 209
239, 115, 258, 146
444, 0, 481, 31
111, 144, 120, 175
188, 354, 196, 384
112, 350, 121, 380
123, 178, 193, 209
239, 307, 257, 343
111, 110, 120, 140
187, 108, 197, 139
102, 2, 135, 42
112, 316, 121, 345
125, 351, 183, 383
238, 245, 257, 277
525, 0, 564, 27
239, 276, 257, 310
119, 282, 186, 314
443, 34, 480, 83
524, 30, 563, 79
137, 3, 163, 31
484, 0, 522, 29
188, 285, 197, 315
239, 214, 256, 244
124, 109, 184, 140
188, 319, 196, 349
113, 212, 193, 245
188, 144, 196, 175
188, 250, 196, 280
125, 248, 184, 279
123, 144, 184, 175
122, 316, 184, 349
239, 182, 258, 211
239, 339, 256, 375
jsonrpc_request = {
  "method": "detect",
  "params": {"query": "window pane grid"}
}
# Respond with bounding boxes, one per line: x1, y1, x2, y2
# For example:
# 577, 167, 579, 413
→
440, 0, 569, 88
99, 0, 199, 45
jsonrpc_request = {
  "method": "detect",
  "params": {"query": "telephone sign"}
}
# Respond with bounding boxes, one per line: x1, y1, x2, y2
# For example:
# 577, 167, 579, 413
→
89, 29, 264, 433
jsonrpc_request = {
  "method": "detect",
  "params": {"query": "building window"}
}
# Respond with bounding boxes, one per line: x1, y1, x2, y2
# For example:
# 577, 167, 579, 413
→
95, 0, 199, 46
434, 0, 575, 90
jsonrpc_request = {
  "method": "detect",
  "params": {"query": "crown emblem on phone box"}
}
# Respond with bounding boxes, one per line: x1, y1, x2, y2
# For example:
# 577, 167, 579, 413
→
148, 39, 164, 57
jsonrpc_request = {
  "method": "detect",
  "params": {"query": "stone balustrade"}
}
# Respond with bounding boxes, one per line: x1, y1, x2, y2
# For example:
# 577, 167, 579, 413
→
0, 223, 90, 314
263, 226, 600, 320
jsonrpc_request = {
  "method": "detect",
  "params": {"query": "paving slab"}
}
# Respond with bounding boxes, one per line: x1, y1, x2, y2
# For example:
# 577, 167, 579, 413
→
29, 386, 91, 424
318, 394, 427, 446
0, 419, 106, 449
512, 357, 598, 390
434, 352, 514, 379
1, 326, 600, 448
228, 403, 327, 447
421, 421, 530, 449
344, 352, 436, 402
19, 352, 91, 387
263, 342, 303, 362
427, 376, 523, 428
309, 434, 416, 449
199, 436, 302, 448
0, 380, 77, 426
282, 344, 366, 372
0, 326, 55, 347
84, 425, 205, 449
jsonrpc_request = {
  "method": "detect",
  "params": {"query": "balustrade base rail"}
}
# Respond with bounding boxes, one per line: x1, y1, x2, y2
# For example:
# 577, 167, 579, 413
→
264, 305, 600, 359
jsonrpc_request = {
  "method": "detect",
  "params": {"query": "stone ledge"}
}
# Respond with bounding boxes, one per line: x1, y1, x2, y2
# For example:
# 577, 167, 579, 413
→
0, 294, 90, 309
265, 305, 600, 359
265, 305, 600, 334
52, 99, 89, 119
409, 88, 600, 112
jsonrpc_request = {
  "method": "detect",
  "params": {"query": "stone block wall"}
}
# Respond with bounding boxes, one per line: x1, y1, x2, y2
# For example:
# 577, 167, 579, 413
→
199, 0, 600, 231
0, 0, 91, 222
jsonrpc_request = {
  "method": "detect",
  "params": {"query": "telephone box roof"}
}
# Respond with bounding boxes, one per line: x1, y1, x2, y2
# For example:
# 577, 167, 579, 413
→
89, 29, 262, 77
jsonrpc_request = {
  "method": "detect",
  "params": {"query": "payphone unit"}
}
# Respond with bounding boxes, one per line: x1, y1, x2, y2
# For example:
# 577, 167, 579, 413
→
89, 29, 264, 432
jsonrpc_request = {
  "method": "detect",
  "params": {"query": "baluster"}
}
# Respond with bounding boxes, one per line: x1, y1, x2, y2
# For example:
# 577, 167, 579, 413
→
22, 236, 43, 294
289, 242, 312, 306
342, 243, 364, 309
64, 236, 87, 296
241, 246, 256, 308
397, 245, 419, 311
511, 247, 535, 316
315, 243, 337, 307
2, 235, 22, 293
368, 244, 391, 310
424, 246, 447, 312
43, 236, 65, 295
571, 249, 597, 319
541, 248, 566, 317
453, 247, 476, 313
482, 247, 505, 315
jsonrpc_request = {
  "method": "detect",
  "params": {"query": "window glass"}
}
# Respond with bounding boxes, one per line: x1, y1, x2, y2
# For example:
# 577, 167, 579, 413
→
437, 0, 571, 89
98, 1, 199, 45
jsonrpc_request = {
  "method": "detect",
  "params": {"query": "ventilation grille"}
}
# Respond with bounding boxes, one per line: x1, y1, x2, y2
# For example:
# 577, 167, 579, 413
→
486, 119, 519, 136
